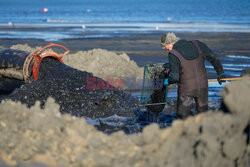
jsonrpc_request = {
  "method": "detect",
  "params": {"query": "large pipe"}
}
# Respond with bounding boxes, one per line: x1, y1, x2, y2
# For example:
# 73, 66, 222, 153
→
0, 47, 139, 120
0, 44, 69, 95
0, 48, 35, 95
0, 48, 33, 81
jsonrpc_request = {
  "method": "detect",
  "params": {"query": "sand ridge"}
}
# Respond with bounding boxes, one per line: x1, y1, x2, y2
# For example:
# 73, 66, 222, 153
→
0, 78, 249, 167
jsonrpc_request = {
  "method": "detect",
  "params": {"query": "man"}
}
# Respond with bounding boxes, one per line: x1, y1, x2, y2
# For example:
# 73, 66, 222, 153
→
161, 32, 225, 119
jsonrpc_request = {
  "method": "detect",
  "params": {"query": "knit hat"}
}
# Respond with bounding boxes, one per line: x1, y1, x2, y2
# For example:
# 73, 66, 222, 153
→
161, 32, 180, 49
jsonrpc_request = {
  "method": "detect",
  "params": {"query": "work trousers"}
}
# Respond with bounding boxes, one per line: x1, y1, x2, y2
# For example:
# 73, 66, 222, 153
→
177, 88, 208, 119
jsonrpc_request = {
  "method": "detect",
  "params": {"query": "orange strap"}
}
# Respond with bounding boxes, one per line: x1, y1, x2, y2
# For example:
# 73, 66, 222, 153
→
35, 43, 70, 58
32, 43, 70, 80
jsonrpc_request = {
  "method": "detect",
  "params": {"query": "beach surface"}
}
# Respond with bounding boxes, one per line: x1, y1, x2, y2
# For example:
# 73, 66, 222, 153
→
0, 27, 250, 167
1, 32, 250, 110
1, 32, 250, 67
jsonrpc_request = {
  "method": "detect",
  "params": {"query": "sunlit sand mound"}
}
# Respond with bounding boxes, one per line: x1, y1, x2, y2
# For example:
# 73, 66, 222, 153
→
10, 44, 42, 53
63, 49, 144, 81
0, 78, 249, 167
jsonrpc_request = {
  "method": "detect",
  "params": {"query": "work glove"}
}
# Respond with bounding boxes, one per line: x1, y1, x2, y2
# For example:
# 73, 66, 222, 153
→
164, 78, 169, 85
217, 73, 226, 85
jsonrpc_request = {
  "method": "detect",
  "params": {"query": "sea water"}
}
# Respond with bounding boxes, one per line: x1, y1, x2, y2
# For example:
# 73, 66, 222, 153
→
0, 0, 250, 40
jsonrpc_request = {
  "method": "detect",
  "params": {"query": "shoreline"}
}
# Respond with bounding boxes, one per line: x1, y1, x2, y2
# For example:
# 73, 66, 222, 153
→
1, 32, 250, 66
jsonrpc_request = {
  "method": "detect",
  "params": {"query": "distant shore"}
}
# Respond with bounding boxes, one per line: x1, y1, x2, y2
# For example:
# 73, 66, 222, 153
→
1, 32, 250, 66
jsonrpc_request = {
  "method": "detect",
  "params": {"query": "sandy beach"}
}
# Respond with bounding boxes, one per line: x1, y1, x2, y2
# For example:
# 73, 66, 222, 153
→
0, 31, 250, 167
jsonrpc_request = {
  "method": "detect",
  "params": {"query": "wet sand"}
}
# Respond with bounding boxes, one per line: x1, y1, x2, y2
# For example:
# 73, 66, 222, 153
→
1, 32, 250, 66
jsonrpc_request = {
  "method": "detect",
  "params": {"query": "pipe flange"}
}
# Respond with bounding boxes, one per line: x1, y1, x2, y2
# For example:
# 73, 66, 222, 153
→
23, 52, 35, 82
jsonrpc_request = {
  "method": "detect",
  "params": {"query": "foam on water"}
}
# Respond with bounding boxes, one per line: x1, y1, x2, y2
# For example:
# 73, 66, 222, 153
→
0, 22, 250, 40
226, 55, 250, 60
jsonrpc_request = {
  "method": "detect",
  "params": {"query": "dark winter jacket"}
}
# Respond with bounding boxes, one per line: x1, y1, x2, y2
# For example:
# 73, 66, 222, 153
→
168, 40, 224, 84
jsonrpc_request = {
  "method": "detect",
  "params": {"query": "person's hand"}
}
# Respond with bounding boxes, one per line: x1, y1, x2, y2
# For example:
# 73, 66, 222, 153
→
164, 78, 169, 85
217, 73, 226, 85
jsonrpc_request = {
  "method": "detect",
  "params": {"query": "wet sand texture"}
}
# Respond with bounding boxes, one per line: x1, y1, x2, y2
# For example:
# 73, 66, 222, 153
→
0, 78, 249, 167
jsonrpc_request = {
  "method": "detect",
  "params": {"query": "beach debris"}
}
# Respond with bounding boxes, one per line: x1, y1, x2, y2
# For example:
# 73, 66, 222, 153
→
41, 8, 48, 12
8, 22, 14, 27
167, 17, 172, 21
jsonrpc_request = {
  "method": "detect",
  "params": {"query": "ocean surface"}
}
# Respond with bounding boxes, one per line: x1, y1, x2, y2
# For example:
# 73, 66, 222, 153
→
0, 0, 250, 40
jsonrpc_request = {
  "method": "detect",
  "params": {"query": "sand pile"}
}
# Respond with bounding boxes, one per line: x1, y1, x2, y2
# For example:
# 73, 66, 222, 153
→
9, 44, 144, 89
10, 44, 42, 53
63, 49, 144, 81
0, 78, 249, 167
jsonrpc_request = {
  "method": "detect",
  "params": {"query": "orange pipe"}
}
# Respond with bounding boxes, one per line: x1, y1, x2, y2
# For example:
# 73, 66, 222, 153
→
208, 77, 249, 82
